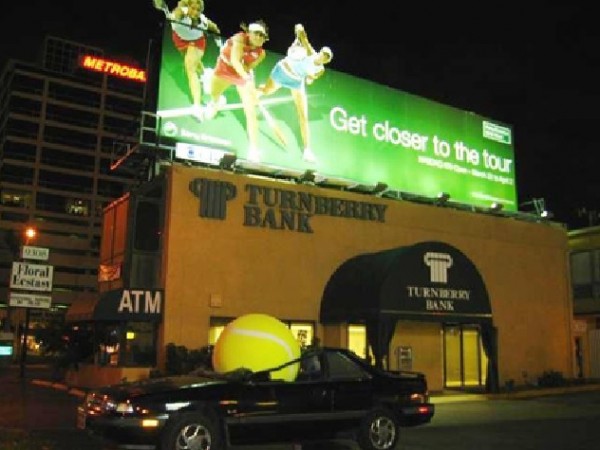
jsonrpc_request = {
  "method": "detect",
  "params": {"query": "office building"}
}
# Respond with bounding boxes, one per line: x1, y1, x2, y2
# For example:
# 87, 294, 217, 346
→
0, 36, 145, 333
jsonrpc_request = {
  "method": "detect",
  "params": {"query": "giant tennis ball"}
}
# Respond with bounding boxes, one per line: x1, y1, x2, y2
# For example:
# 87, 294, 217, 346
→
212, 313, 301, 381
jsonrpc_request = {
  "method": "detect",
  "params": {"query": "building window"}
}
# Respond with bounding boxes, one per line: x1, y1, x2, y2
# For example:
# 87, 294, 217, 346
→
571, 251, 593, 285
38, 169, 93, 193
96, 321, 157, 367
6, 116, 39, 140
571, 250, 600, 300
11, 71, 44, 95
594, 250, 600, 285
66, 198, 90, 216
289, 322, 314, 349
40, 147, 95, 171
0, 164, 34, 185
209, 321, 227, 345
1, 190, 31, 208
45, 103, 99, 129
134, 201, 160, 252
2, 140, 37, 162
9, 94, 42, 117
96, 323, 121, 366
348, 324, 369, 360
122, 322, 157, 367
47, 81, 101, 108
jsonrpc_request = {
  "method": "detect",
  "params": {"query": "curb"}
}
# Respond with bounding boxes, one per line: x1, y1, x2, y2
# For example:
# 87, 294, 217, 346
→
31, 379, 87, 398
486, 383, 600, 400
431, 383, 600, 403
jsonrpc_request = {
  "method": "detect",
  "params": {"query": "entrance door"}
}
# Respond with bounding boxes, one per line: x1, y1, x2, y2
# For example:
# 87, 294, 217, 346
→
444, 325, 487, 388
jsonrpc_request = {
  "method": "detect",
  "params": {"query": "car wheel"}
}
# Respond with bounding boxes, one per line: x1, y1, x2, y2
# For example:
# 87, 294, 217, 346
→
356, 408, 399, 450
161, 412, 223, 450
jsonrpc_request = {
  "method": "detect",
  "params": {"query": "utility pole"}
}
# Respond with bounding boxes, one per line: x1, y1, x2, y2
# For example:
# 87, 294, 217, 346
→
6, 226, 53, 379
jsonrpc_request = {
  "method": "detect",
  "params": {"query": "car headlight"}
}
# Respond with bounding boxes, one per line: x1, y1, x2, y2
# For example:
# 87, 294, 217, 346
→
84, 392, 135, 415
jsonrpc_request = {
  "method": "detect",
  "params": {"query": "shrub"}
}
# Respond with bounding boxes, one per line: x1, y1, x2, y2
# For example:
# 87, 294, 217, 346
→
537, 370, 566, 387
165, 343, 213, 375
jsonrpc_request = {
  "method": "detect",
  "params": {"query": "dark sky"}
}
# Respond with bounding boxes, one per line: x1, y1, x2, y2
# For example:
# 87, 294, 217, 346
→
1, 1, 599, 229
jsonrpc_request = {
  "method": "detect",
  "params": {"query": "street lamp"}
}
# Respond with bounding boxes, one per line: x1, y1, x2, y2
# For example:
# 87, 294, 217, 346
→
16, 225, 38, 378
24, 226, 37, 244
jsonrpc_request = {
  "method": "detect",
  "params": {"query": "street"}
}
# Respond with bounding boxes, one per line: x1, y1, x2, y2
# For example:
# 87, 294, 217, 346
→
2, 364, 600, 450
401, 392, 600, 450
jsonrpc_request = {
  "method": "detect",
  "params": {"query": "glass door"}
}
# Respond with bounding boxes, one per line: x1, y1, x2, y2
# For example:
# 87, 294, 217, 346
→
443, 324, 487, 388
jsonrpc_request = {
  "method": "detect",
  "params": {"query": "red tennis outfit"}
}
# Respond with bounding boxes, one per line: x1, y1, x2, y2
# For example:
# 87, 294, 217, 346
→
214, 32, 265, 86
172, 32, 206, 52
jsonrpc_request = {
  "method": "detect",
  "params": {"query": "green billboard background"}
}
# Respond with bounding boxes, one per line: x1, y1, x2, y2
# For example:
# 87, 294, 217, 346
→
157, 26, 517, 210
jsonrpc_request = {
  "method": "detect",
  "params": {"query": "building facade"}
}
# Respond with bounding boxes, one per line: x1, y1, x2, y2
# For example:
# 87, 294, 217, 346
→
569, 226, 600, 379
0, 36, 144, 338
66, 163, 575, 392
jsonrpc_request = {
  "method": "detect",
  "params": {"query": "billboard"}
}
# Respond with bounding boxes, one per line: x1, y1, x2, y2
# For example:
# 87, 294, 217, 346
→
156, 21, 516, 210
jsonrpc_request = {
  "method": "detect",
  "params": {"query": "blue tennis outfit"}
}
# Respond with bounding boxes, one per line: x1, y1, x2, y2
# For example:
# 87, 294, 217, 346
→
269, 52, 324, 90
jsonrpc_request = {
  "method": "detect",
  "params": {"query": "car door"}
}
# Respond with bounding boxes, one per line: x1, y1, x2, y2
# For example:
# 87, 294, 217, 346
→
227, 359, 333, 445
324, 351, 373, 426
269, 353, 334, 441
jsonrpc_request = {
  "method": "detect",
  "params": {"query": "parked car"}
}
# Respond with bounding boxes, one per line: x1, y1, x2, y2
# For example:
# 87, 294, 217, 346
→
77, 346, 434, 450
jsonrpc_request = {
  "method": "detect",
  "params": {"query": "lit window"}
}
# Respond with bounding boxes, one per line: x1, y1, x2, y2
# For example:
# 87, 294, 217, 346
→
209, 325, 225, 345
1, 191, 30, 207
290, 323, 314, 349
348, 324, 374, 362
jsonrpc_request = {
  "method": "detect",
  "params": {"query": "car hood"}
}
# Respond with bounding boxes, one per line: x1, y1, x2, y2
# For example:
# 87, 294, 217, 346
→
95, 374, 225, 400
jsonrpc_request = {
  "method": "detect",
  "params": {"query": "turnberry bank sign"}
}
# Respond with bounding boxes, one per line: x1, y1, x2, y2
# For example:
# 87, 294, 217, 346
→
189, 178, 387, 234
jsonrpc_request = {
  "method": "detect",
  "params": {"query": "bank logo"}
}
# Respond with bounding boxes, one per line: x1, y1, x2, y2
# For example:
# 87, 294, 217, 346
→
189, 178, 237, 220
424, 252, 453, 283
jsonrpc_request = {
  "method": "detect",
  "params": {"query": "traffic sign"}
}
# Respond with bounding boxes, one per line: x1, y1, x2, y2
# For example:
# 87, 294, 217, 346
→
21, 245, 50, 261
9, 292, 52, 309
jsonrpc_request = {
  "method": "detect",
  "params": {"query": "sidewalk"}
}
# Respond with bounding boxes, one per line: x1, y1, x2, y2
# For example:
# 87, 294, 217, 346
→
430, 382, 600, 403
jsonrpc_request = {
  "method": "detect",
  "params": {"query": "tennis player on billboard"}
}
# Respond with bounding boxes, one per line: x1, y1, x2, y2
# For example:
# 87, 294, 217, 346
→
258, 24, 333, 163
153, 0, 220, 120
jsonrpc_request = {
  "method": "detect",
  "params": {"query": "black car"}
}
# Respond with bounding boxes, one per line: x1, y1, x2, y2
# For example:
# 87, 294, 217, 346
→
77, 347, 434, 450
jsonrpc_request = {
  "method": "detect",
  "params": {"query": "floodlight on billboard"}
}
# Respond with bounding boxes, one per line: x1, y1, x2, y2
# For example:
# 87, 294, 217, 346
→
155, 22, 517, 211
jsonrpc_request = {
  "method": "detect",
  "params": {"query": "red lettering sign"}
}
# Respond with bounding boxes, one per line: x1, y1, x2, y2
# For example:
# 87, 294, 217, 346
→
79, 55, 146, 83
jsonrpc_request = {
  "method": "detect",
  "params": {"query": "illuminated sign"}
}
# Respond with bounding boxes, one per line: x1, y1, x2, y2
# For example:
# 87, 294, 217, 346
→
9, 292, 52, 309
175, 142, 234, 165
10, 262, 53, 292
157, 24, 516, 210
21, 245, 49, 261
80, 55, 146, 82
94, 289, 163, 321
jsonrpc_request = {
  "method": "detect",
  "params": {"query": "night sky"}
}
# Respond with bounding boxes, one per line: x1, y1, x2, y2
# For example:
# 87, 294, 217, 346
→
1, 1, 599, 229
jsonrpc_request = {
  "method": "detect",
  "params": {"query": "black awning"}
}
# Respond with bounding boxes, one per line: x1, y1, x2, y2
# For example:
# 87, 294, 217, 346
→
319, 241, 498, 391
320, 241, 492, 325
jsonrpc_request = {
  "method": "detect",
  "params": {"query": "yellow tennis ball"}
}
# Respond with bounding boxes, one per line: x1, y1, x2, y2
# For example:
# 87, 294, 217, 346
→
212, 313, 301, 381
